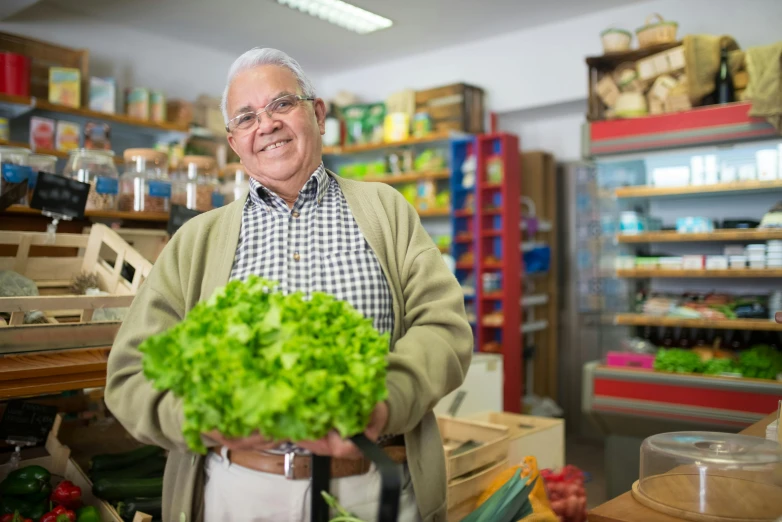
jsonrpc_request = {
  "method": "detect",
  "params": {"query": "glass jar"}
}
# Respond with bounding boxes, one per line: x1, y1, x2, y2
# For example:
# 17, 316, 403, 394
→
0, 146, 32, 207
220, 163, 250, 204
171, 155, 219, 212
119, 148, 171, 213
63, 149, 119, 211
26, 153, 58, 206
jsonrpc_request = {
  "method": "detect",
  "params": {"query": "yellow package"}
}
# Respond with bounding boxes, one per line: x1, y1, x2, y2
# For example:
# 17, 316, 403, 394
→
49, 67, 81, 108
474, 456, 558, 522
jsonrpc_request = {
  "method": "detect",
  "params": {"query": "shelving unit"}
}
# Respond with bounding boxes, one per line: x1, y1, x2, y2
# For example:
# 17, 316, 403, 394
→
0, 139, 125, 165
362, 169, 450, 184
322, 131, 452, 155
617, 229, 782, 243
615, 179, 782, 199
5, 205, 169, 223
449, 137, 478, 331
614, 314, 782, 332
616, 268, 782, 278
475, 133, 521, 413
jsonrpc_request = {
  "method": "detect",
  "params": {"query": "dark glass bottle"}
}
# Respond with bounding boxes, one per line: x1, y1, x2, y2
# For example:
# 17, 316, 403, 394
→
714, 47, 735, 104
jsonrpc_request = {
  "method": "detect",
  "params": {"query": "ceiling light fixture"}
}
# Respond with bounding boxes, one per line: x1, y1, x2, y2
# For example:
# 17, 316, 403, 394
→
273, 0, 393, 35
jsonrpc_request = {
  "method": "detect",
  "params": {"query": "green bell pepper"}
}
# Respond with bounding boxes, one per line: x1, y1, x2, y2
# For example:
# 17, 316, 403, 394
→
76, 506, 102, 522
0, 497, 47, 520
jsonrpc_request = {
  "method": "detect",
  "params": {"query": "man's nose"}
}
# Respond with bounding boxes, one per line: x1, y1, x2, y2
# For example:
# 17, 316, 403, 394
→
256, 111, 280, 135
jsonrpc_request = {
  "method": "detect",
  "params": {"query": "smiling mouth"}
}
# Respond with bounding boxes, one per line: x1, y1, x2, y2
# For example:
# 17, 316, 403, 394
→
261, 139, 292, 152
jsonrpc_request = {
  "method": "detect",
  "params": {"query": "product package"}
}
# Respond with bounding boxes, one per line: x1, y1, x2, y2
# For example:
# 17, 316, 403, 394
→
0, 117, 8, 141
150, 90, 166, 122
30, 117, 55, 150
89, 77, 116, 114
55, 121, 81, 152
84, 122, 111, 150
49, 67, 81, 108
126, 87, 150, 120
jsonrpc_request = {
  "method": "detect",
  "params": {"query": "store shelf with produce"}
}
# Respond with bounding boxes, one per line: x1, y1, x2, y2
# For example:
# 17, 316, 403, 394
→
616, 268, 782, 278
617, 229, 782, 243
417, 208, 450, 218
322, 131, 453, 155
362, 169, 450, 184
475, 132, 522, 413
586, 102, 777, 157
583, 361, 782, 430
615, 179, 782, 199
614, 314, 782, 332
0, 347, 110, 400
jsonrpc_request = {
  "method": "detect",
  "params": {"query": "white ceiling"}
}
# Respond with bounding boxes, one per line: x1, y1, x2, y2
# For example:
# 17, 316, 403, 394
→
42, 0, 647, 75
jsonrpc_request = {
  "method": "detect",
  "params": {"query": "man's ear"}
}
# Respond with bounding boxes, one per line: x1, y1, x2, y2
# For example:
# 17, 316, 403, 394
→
314, 98, 327, 135
227, 132, 240, 156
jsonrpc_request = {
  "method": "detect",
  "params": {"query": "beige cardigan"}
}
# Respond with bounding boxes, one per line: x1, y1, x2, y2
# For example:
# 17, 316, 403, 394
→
105, 173, 473, 522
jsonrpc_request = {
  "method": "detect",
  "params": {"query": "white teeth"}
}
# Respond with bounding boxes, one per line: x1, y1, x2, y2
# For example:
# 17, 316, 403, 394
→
263, 140, 289, 152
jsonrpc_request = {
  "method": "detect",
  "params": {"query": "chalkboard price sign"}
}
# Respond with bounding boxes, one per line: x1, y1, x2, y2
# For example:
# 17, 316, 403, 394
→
29, 171, 91, 219
0, 400, 58, 445
167, 204, 202, 236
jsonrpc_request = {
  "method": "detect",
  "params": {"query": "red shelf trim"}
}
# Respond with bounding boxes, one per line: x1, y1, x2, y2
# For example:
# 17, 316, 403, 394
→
454, 209, 474, 217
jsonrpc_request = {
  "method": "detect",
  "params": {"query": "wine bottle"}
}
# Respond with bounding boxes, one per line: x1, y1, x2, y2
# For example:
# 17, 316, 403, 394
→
714, 47, 735, 104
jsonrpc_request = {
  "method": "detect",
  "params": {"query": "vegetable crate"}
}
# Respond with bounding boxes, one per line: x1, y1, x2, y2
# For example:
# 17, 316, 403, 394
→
467, 412, 565, 471
0, 224, 153, 354
0, 414, 151, 522
437, 416, 510, 520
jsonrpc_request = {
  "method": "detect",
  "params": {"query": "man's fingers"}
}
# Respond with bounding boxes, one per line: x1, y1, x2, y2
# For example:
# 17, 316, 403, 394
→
327, 430, 361, 460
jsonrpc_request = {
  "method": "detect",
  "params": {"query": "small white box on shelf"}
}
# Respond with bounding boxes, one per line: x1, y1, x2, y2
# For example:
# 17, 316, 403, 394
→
704, 155, 719, 184
659, 256, 684, 269
725, 245, 747, 256
690, 156, 705, 185
682, 255, 705, 269
720, 163, 738, 183
739, 164, 757, 181
652, 166, 690, 187
729, 255, 747, 269
756, 149, 779, 181
706, 255, 729, 270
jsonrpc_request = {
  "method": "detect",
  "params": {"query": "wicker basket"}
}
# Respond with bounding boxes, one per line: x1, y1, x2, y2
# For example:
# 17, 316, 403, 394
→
636, 14, 678, 48
601, 28, 632, 53
614, 62, 645, 93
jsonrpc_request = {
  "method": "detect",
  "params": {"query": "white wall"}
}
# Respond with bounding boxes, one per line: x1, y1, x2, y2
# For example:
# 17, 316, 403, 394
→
499, 101, 586, 161
317, 0, 782, 114
1, 2, 240, 100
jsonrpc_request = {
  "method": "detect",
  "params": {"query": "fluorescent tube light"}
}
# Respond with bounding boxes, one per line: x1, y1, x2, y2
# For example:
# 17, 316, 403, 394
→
274, 0, 393, 34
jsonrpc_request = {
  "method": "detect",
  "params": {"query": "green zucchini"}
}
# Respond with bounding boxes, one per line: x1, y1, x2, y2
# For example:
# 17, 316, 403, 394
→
90, 445, 164, 472
90, 456, 166, 482
117, 497, 163, 522
92, 476, 163, 501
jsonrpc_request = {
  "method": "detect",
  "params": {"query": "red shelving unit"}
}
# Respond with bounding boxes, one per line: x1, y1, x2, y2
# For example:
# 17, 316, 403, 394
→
475, 133, 522, 413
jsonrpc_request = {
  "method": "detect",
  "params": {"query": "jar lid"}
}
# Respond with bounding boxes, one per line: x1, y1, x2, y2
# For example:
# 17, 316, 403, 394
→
124, 148, 168, 163
0, 146, 31, 155
29, 153, 58, 161
69, 148, 115, 157
182, 155, 217, 170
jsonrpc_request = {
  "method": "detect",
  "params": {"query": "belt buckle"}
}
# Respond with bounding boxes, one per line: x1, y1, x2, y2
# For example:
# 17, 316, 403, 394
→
284, 450, 296, 480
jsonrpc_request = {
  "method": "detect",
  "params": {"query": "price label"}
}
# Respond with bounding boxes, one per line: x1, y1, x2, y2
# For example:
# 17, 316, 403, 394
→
0, 400, 58, 445
29, 171, 90, 219
167, 204, 202, 236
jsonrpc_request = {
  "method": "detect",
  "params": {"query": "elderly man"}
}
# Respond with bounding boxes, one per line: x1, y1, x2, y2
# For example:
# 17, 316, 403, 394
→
105, 47, 472, 522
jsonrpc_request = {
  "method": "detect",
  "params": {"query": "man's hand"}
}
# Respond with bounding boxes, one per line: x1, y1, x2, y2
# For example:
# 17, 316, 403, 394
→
205, 430, 282, 452
297, 401, 389, 460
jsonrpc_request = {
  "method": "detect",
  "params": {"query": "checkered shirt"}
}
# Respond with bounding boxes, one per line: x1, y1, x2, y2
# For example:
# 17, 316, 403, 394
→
229, 164, 395, 452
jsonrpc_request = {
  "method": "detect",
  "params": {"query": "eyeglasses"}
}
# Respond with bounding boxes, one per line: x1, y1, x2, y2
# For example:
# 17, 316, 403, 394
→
226, 94, 315, 133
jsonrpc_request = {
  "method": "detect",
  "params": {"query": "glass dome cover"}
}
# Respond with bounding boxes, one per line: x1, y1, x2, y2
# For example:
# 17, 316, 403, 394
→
633, 431, 782, 521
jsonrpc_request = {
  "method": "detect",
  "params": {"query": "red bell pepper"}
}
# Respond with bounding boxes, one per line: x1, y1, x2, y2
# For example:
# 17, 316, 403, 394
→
40, 505, 76, 522
50, 480, 82, 509
1, 512, 33, 522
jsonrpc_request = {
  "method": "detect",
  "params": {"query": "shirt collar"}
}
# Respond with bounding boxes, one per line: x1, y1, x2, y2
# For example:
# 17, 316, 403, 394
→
248, 163, 329, 210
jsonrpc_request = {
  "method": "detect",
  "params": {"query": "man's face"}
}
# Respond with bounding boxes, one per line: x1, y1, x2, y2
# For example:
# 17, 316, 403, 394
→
226, 65, 326, 187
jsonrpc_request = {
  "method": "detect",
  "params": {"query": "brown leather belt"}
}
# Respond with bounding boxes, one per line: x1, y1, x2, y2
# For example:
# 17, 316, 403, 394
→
211, 444, 406, 480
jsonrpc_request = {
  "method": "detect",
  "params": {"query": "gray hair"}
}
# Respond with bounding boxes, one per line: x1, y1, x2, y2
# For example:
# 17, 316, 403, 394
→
220, 48, 316, 124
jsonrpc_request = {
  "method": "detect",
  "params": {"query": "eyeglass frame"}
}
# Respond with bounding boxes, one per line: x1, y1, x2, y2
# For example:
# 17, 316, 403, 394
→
225, 93, 316, 133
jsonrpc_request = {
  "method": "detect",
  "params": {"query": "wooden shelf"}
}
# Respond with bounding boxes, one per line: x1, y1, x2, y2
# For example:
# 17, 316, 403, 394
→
5, 205, 169, 222
417, 208, 449, 218
454, 209, 474, 218
615, 180, 782, 199
0, 93, 189, 133
616, 268, 782, 278
456, 261, 473, 270
617, 229, 782, 243
614, 314, 782, 331
0, 347, 109, 400
482, 292, 503, 300
363, 169, 450, 185
454, 235, 473, 243
322, 131, 452, 155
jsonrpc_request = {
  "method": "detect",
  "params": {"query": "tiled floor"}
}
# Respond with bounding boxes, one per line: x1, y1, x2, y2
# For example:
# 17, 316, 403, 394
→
565, 436, 607, 509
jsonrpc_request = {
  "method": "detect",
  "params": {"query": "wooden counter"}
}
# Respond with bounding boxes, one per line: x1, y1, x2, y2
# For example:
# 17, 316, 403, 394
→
588, 411, 779, 522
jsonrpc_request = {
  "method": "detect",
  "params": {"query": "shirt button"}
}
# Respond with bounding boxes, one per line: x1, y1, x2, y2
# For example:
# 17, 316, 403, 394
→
292, 210, 300, 218
293, 252, 301, 262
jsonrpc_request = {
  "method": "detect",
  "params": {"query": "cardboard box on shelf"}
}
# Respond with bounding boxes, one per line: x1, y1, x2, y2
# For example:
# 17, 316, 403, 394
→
167, 99, 194, 126
49, 67, 81, 108
193, 95, 226, 137
596, 75, 620, 108
89, 77, 116, 114
55, 121, 80, 152
414, 83, 484, 134
30, 116, 55, 150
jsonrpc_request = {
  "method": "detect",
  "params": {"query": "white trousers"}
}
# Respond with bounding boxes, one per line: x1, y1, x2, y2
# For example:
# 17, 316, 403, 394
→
203, 451, 422, 522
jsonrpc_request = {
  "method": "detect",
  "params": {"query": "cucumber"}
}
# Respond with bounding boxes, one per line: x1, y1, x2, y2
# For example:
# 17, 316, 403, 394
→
117, 497, 162, 522
90, 445, 164, 472
90, 456, 166, 482
92, 476, 163, 501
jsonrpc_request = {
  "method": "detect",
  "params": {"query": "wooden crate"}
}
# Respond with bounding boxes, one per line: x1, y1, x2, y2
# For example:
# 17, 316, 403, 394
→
438, 416, 509, 511
84, 226, 169, 263
467, 412, 564, 470
415, 83, 485, 134
586, 41, 681, 121
0, 415, 152, 522
0, 224, 152, 353
0, 31, 89, 107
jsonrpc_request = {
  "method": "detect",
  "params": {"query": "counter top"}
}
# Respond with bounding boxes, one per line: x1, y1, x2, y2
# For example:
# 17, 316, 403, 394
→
587, 411, 779, 522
